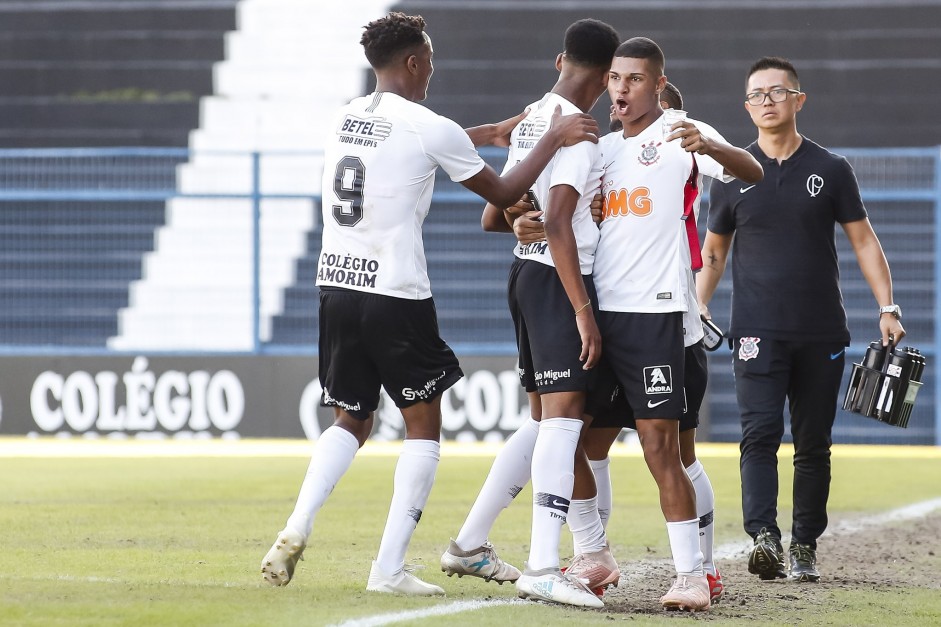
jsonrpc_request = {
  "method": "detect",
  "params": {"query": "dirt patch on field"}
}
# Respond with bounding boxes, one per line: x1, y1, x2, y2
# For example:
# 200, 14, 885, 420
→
599, 512, 941, 621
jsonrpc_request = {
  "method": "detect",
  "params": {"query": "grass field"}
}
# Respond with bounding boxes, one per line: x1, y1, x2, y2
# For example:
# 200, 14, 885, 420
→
0, 438, 939, 626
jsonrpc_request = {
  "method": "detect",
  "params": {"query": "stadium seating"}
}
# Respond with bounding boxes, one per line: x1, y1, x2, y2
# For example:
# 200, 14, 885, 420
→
390, 0, 941, 148
0, 0, 236, 147
0, 0, 235, 346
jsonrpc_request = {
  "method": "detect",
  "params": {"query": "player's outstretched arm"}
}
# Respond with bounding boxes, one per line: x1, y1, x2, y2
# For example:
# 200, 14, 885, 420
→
461, 106, 598, 209
667, 122, 763, 183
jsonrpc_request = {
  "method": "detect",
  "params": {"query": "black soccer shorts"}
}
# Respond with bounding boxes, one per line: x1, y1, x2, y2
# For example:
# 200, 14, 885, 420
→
318, 287, 463, 419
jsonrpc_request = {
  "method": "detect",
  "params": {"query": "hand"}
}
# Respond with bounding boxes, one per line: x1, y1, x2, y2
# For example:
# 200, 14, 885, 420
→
666, 120, 712, 155
880, 316, 906, 347
549, 104, 599, 147
576, 308, 602, 369
504, 194, 535, 218
698, 301, 712, 321
589, 191, 605, 226
512, 211, 546, 244
491, 108, 529, 148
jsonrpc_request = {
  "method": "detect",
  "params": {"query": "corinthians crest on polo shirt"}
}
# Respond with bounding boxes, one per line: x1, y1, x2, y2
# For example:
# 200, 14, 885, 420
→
638, 140, 661, 166
739, 337, 761, 361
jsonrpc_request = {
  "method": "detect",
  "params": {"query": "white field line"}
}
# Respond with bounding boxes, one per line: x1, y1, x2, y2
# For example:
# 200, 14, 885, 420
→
334, 496, 941, 626
331, 599, 523, 627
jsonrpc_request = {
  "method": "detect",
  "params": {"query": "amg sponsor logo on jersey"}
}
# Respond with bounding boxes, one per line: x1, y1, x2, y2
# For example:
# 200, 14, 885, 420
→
534, 368, 571, 384
517, 241, 548, 256
337, 115, 391, 148
643, 365, 673, 394
322, 387, 361, 413
317, 252, 379, 288
401, 370, 447, 401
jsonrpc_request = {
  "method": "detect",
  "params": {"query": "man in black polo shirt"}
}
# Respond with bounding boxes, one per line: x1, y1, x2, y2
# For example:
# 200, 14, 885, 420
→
697, 56, 905, 583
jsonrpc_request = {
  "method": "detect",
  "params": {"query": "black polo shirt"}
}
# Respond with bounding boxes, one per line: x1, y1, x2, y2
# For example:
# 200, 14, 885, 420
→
707, 137, 867, 343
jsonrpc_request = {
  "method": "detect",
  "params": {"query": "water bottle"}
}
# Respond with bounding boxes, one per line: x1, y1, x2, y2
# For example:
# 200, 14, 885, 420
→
862, 340, 886, 370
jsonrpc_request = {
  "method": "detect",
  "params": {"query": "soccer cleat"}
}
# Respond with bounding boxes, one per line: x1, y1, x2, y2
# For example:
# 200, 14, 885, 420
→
748, 528, 787, 580
440, 539, 521, 583
366, 561, 445, 596
788, 543, 821, 582
260, 528, 307, 587
660, 574, 711, 612
560, 565, 605, 597
515, 566, 604, 608
706, 569, 724, 603
565, 547, 621, 592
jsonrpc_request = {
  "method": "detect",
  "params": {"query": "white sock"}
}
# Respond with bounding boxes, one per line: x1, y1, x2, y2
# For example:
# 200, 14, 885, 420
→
285, 425, 360, 538
375, 439, 440, 575
589, 457, 612, 529
455, 418, 539, 551
527, 417, 581, 571
666, 518, 704, 576
685, 459, 717, 576
569, 496, 607, 555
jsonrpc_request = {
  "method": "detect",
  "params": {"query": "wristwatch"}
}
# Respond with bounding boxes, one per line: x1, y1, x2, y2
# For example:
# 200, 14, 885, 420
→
879, 304, 902, 319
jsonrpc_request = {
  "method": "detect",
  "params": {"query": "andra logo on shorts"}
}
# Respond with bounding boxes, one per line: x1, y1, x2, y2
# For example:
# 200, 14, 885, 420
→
643, 365, 673, 394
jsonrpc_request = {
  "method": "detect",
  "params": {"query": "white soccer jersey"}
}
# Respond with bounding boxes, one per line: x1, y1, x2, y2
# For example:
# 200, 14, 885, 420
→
502, 93, 602, 274
594, 116, 733, 313
317, 91, 486, 299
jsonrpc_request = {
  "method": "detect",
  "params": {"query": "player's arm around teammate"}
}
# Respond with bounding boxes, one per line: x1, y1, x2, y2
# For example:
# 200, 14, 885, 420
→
463, 104, 599, 210
464, 109, 529, 147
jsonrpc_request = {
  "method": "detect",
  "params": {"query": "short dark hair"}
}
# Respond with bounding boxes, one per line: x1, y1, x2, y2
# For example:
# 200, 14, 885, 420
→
360, 12, 427, 69
661, 82, 683, 109
747, 56, 800, 89
613, 37, 665, 75
563, 19, 620, 68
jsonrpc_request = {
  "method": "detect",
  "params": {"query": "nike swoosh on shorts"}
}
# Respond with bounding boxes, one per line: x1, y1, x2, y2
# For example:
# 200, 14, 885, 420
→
740, 185, 756, 193
647, 398, 669, 409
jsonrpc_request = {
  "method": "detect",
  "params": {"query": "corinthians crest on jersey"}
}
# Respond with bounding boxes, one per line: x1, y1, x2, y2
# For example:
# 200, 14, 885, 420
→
638, 139, 661, 166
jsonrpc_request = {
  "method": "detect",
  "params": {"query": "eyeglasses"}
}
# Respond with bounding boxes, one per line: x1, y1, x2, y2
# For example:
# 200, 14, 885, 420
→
745, 88, 802, 106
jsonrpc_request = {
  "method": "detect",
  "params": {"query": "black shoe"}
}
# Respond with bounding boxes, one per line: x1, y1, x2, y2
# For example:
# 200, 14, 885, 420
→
788, 543, 820, 582
748, 528, 787, 580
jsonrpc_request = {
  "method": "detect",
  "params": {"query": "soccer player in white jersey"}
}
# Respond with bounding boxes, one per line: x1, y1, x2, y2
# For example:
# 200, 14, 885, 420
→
439, 19, 620, 609
592, 37, 762, 611
259, 12, 599, 596
573, 83, 727, 603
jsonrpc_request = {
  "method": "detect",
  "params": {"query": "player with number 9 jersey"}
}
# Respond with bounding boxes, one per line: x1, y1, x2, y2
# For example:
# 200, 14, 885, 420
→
318, 91, 485, 299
